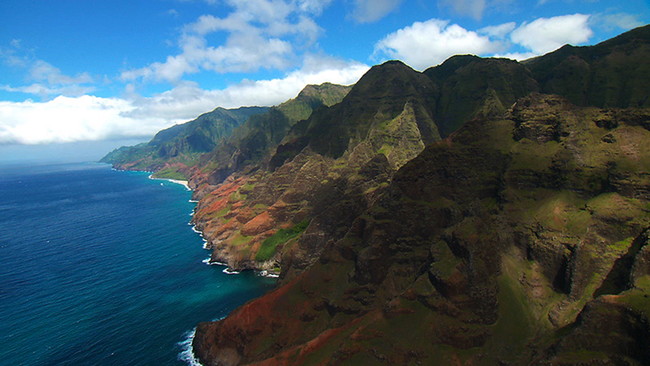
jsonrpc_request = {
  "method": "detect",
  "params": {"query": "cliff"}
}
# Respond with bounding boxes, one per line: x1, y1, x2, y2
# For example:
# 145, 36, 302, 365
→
99, 25, 650, 365
190, 25, 650, 365
100, 106, 269, 176
194, 93, 650, 365
190, 56, 543, 275
191, 61, 440, 273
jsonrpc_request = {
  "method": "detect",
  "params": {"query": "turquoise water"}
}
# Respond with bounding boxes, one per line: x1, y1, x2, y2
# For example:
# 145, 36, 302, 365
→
0, 162, 275, 365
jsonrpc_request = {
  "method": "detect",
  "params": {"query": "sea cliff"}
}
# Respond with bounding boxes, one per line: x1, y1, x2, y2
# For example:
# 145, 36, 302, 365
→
101, 25, 650, 365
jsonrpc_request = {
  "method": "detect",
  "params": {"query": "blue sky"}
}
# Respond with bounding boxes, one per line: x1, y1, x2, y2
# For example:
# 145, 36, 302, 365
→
0, 0, 648, 151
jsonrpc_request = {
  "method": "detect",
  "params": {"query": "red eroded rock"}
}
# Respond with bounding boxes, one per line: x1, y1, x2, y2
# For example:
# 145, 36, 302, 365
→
241, 211, 275, 236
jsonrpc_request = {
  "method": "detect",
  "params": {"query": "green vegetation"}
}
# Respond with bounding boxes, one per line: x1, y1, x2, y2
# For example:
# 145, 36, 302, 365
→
139, 26, 650, 366
100, 106, 269, 170
255, 220, 310, 262
230, 232, 252, 246
229, 190, 248, 201
240, 183, 256, 193
618, 276, 650, 318
207, 205, 231, 220
152, 166, 186, 180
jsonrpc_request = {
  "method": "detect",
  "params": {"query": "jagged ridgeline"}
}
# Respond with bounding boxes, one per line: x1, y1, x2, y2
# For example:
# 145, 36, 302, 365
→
100, 106, 269, 174
197, 83, 353, 184
190, 25, 650, 365
100, 82, 351, 179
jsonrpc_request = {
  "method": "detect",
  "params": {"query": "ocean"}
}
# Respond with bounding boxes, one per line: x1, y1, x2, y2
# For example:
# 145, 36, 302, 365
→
0, 162, 275, 365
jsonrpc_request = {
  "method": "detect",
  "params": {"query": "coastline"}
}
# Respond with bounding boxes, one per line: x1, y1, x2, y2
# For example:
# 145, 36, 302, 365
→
148, 174, 190, 191
2, 162, 276, 365
139, 167, 278, 364
109, 165, 278, 278
110, 166, 281, 279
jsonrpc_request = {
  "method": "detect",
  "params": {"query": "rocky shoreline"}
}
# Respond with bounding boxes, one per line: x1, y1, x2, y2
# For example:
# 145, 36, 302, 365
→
188, 180, 283, 278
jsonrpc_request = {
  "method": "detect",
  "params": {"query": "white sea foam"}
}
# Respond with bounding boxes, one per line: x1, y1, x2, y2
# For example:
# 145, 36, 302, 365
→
188, 224, 209, 247
177, 329, 203, 366
258, 270, 280, 278
167, 179, 191, 190
222, 268, 240, 275
201, 258, 215, 265
202, 258, 227, 266
148, 175, 191, 190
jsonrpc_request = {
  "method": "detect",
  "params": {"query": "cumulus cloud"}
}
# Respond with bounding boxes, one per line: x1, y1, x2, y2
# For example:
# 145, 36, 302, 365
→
374, 19, 503, 70
0, 96, 163, 145
121, 0, 331, 83
351, 0, 403, 23
126, 55, 369, 118
510, 14, 593, 54
1, 57, 369, 145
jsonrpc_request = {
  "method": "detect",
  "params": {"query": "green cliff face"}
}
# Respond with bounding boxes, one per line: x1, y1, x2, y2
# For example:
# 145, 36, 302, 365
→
197, 83, 353, 185
525, 24, 650, 108
191, 25, 650, 365
194, 93, 650, 366
100, 106, 269, 175
101, 23, 650, 366
192, 62, 441, 273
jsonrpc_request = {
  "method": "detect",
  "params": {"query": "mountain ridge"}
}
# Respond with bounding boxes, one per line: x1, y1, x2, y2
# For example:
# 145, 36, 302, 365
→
187, 26, 649, 365
100, 25, 650, 365
100, 106, 269, 175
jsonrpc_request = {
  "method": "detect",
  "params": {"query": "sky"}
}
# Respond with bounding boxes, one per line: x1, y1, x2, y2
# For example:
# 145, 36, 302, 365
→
0, 0, 648, 159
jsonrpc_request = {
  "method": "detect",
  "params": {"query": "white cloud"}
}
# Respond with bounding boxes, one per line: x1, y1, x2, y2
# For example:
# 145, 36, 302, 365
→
439, 0, 486, 20
374, 19, 503, 70
351, 0, 403, 23
0, 48, 95, 98
490, 51, 537, 61
122, 0, 331, 83
1, 83, 95, 97
510, 14, 593, 54
126, 55, 369, 118
1, 57, 369, 145
0, 96, 164, 145
29, 60, 93, 85
479, 22, 516, 38
297, 0, 333, 15
594, 13, 644, 32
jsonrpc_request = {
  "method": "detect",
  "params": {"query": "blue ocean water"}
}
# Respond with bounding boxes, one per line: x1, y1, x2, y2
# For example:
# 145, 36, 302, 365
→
0, 162, 275, 365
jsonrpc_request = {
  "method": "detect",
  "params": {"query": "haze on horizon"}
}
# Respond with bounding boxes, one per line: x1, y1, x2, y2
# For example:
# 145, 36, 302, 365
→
0, 0, 648, 162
